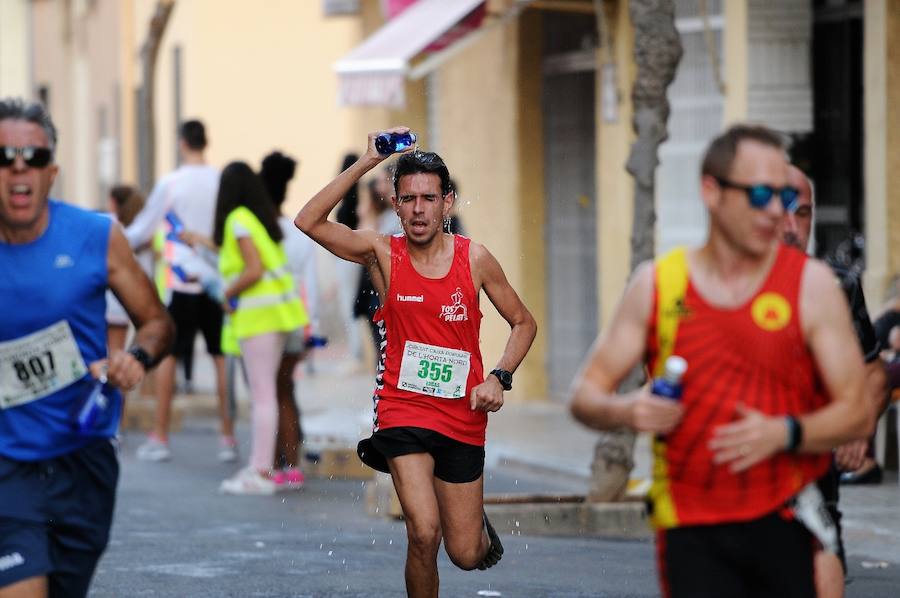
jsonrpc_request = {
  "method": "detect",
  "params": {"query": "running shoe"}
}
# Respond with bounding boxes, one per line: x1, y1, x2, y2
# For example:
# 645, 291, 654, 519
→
135, 436, 172, 462
217, 436, 239, 463
477, 510, 504, 570
219, 467, 277, 495
272, 467, 305, 491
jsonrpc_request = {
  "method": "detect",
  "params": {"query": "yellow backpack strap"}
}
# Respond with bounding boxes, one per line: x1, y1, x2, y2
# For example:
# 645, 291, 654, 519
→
654, 247, 689, 377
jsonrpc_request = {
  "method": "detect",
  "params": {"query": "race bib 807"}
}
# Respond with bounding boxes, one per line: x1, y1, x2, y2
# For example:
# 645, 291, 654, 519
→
0, 321, 88, 409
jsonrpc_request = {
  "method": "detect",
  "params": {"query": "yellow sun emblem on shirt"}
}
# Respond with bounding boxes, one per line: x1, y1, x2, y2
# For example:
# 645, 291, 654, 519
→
750, 292, 792, 331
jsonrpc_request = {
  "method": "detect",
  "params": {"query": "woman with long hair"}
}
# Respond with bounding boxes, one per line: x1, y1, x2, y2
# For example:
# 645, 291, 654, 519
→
187, 162, 307, 494
259, 150, 320, 489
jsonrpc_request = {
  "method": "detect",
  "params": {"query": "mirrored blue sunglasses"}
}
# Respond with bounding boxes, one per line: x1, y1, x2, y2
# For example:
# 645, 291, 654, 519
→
715, 177, 799, 212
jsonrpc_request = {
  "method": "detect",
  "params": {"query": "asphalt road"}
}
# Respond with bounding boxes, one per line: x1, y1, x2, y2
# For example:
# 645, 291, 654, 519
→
87, 420, 899, 597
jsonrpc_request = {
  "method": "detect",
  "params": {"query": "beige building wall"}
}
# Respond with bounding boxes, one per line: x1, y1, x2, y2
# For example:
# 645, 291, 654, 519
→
31, 1, 75, 204
345, 0, 429, 153
597, 0, 636, 327
431, 11, 546, 400
722, 0, 748, 125
864, 0, 900, 305
0, 0, 31, 98
30, 0, 122, 209
129, 0, 375, 218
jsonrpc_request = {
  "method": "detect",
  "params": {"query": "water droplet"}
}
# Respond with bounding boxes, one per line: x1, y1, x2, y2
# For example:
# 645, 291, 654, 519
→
328, 550, 334, 556
254, 541, 265, 548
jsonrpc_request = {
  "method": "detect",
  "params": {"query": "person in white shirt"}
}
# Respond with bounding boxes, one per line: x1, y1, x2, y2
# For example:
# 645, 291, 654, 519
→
125, 120, 236, 463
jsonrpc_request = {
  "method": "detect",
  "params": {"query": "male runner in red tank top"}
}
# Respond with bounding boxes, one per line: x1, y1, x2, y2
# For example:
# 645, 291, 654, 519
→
296, 127, 536, 598
570, 125, 873, 597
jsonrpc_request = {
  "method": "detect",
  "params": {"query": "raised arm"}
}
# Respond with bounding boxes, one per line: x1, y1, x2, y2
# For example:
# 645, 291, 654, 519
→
570, 262, 683, 433
295, 128, 412, 265
106, 224, 175, 389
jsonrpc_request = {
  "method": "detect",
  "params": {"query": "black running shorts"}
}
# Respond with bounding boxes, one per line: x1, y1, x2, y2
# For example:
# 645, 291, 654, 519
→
0, 439, 118, 596
358, 427, 485, 483
167, 290, 224, 357
657, 511, 816, 598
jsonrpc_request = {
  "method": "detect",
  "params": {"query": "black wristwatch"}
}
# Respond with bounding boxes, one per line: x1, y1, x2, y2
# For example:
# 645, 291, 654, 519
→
785, 416, 803, 453
489, 369, 513, 391
127, 345, 153, 371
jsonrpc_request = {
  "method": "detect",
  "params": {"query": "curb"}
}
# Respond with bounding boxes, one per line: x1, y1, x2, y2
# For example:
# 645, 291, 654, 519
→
485, 500, 651, 540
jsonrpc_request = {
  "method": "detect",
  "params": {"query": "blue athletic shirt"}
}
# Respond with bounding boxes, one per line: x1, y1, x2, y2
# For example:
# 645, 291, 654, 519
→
0, 200, 122, 461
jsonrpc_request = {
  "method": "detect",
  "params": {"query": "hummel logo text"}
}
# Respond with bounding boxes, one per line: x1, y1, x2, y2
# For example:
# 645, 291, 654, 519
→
397, 294, 424, 302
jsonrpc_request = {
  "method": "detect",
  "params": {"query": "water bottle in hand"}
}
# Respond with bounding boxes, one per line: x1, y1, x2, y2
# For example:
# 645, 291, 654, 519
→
651, 356, 687, 400
77, 374, 109, 435
375, 132, 416, 155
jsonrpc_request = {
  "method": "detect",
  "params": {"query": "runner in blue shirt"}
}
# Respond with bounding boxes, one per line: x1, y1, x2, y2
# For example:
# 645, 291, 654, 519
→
0, 98, 174, 598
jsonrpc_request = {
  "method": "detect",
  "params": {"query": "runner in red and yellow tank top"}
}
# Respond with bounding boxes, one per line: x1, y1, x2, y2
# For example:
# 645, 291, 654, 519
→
646, 243, 830, 528
570, 125, 872, 598
295, 129, 536, 596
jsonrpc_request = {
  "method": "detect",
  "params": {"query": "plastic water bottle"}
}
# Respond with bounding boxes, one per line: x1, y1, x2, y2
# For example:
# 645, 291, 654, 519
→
77, 374, 109, 435
165, 210, 184, 240
305, 335, 328, 349
170, 264, 190, 282
165, 210, 191, 281
375, 131, 416, 155
651, 356, 688, 400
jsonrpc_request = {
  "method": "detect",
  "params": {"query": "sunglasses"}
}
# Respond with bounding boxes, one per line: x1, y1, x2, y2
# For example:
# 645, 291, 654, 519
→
0, 146, 53, 168
715, 177, 799, 212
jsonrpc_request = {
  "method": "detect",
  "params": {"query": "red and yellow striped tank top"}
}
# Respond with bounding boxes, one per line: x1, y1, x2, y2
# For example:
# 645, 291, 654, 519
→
646, 244, 830, 528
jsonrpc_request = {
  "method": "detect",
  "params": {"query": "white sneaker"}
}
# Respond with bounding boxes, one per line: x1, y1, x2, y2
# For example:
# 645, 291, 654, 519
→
135, 437, 171, 462
219, 467, 276, 495
217, 439, 239, 463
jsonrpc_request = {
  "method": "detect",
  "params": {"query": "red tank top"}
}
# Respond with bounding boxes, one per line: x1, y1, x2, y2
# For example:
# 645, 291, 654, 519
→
371, 234, 486, 446
647, 245, 830, 527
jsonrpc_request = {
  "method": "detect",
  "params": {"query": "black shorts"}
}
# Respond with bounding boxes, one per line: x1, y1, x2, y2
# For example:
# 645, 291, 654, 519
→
658, 511, 816, 598
167, 290, 224, 358
357, 427, 485, 484
0, 439, 119, 596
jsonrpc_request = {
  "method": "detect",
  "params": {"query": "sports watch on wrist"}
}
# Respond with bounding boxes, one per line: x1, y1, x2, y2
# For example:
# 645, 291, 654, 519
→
489, 368, 513, 391
127, 345, 153, 371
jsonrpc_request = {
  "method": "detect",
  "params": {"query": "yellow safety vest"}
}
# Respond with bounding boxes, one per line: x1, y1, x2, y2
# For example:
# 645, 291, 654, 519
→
219, 207, 307, 354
